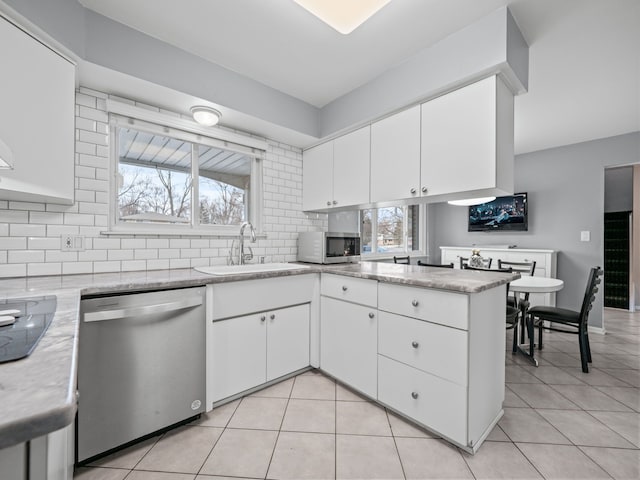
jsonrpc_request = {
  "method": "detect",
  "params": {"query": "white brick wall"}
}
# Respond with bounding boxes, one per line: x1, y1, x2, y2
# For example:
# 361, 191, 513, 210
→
0, 88, 327, 278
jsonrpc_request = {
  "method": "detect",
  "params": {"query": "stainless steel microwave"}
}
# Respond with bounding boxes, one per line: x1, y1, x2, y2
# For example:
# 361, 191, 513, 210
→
297, 232, 361, 264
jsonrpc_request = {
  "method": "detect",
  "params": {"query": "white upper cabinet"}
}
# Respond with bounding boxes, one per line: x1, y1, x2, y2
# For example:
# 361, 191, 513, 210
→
302, 141, 334, 211
420, 75, 514, 199
303, 75, 514, 210
302, 126, 370, 212
333, 126, 370, 208
370, 106, 421, 203
0, 17, 75, 205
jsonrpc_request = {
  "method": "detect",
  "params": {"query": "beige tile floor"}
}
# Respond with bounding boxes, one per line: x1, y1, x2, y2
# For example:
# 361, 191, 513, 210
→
75, 308, 640, 480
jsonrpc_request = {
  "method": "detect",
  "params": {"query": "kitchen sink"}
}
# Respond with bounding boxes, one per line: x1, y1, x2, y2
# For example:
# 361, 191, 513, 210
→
194, 263, 310, 276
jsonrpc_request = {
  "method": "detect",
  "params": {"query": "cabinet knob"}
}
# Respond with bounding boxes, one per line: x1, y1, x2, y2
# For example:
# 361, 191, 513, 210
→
260, 315, 266, 322
333, 200, 338, 205
410, 188, 417, 194
411, 391, 419, 399
342, 285, 348, 292
411, 299, 419, 307
369, 312, 375, 319
421, 186, 428, 193
411, 341, 419, 348
270, 314, 276, 320
327, 201, 332, 206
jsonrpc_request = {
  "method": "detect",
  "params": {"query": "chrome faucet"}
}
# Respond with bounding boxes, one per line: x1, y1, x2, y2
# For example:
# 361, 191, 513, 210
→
238, 222, 256, 265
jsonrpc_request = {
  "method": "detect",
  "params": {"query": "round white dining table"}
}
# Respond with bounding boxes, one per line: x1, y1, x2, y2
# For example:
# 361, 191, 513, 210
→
510, 276, 564, 293
509, 276, 564, 366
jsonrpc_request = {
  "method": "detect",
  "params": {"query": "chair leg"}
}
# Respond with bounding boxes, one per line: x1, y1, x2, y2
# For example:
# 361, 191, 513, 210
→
512, 320, 518, 353
578, 329, 589, 373
537, 318, 543, 350
584, 330, 592, 363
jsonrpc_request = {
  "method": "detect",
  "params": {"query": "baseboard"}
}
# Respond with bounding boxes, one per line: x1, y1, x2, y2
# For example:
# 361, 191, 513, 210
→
588, 325, 606, 335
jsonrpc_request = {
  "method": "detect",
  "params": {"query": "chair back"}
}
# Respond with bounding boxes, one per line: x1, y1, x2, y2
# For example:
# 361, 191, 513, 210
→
462, 266, 512, 273
579, 267, 603, 327
393, 255, 410, 264
417, 261, 454, 268
498, 260, 536, 276
460, 257, 492, 269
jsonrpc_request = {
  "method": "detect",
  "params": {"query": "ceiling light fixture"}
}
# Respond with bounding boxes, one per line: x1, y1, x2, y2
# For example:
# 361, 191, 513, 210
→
0, 138, 14, 169
191, 106, 221, 127
448, 196, 496, 206
293, 0, 392, 35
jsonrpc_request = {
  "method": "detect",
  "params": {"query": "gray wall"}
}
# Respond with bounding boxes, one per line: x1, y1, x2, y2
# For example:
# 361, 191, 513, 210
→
430, 131, 640, 329
605, 166, 634, 212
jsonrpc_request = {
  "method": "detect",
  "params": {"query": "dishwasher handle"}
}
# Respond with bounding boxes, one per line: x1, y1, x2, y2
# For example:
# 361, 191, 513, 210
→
84, 296, 203, 323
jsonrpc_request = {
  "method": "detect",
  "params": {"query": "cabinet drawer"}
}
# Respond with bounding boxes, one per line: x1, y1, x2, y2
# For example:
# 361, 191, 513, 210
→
378, 311, 467, 385
378, 283, 468, 330
321, 274, 377, 307
503, 252, 547, 268
378, 356, 467, 445
210, 274, 316, 320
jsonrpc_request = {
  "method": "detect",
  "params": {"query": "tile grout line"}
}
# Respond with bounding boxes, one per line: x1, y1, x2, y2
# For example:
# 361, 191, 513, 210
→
384, 407, 407, 480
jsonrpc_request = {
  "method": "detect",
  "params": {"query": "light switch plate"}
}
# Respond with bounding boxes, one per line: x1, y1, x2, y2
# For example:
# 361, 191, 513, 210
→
580, 231, 590, 242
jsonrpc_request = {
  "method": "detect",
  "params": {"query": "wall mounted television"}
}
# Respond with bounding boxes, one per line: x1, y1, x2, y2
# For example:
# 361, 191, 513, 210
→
468, 193, 528, 232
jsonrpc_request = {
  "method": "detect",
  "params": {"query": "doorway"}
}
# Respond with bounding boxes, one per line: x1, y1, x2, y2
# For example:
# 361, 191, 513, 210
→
604, 164, 639, 312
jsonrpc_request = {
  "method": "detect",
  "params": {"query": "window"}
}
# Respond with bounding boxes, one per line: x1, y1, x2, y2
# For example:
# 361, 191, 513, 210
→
110, 112, 263, 234
360, 205, 421, 255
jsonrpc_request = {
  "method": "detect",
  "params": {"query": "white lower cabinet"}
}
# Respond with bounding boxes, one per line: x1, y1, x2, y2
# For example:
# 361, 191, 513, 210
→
0, 424, 74, 480
378, 356, 468, 445
376, 282, 505, 452
320, 296, 377, 398
210, 304, 309, 403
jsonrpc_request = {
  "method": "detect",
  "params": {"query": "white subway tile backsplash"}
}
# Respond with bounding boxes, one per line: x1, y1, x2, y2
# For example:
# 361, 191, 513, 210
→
28, 263, 62, 276
0, 264, 27, 277
0, 89, 327, 278
9, 250, 45, 263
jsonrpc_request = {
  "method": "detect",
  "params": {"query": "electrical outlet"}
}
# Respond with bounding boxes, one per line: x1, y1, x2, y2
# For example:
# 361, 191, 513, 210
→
61, 235, 85, 252
580, 231, 590, 242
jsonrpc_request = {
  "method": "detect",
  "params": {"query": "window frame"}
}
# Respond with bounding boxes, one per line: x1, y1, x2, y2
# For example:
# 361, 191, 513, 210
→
359, 204, 426, 259
105, 102, 265, 237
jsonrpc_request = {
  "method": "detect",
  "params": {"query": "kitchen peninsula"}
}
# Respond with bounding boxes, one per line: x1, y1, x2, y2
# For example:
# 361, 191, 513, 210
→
0, 263, 516, 478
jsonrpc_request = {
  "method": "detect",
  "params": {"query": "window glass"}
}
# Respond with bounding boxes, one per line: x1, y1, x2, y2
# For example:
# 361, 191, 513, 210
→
117, 128, 192, 224
198, 145, 251, 225
360, 205, 420, 255
114, 121, 260, 232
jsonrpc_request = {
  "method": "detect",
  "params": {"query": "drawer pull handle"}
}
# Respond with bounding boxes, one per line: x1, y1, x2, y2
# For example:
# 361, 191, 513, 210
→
327, 201, 331, 206
410, 187, 417, 194
411, 392, 419, 399
411, 299, 419, 307
421, 186, 428, 193
342, 285, 348, 292
411, 341, 419, 348
369, 312, 375, 319
270, 314, 276, 320
260, 315, 266, 322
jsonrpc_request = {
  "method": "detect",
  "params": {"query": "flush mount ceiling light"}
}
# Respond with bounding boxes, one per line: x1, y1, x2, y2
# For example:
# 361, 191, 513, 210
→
293, 0, 392, 34
190, 106, 221, 127
448, 196, 496, 206
0, 138, 14, 169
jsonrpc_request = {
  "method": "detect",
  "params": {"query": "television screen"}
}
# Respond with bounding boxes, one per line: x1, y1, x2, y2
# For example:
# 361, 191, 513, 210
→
468, 193, 528, 232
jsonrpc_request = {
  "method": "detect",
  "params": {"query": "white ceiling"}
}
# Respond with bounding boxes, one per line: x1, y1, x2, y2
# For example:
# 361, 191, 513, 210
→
78, 0, 639, 154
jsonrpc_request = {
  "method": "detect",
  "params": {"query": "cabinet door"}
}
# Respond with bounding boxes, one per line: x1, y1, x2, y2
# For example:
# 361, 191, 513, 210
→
320, 297, 377, 398
421, 76, 499, 197
333, 126, 370, 208
210, 314, 266, 401
371, 106, 421, 202
0, 17, 75, 204
302, 142, 334, 211
267, 304, 310, 381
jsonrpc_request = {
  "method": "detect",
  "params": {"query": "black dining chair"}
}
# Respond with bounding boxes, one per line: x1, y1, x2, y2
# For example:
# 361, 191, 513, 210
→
416, 261, 454, 268
528, 266, 603, 373
463, 266, 520, 351
393, 255, 410, 264
460, 256, 492, 269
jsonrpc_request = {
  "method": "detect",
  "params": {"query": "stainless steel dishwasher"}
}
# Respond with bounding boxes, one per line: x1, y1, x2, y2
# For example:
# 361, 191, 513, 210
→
77, 287, 206, 463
